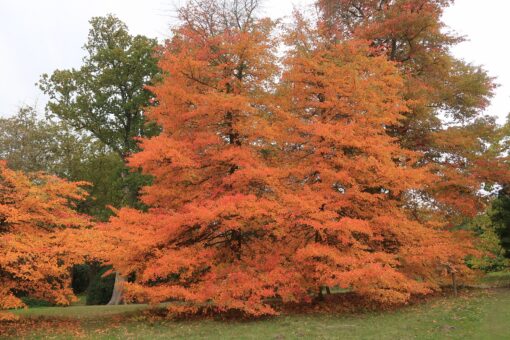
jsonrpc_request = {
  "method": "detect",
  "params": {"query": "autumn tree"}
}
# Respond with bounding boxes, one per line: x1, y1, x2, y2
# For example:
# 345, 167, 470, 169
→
0, 106, 137, 304
0, 162, 90, 319
39, 15, 161, 304
99, 0, 478, 316
100, 0, 291, 316
316, 0, 503, 222
0, 105, 144, 305
279, 15, 477, 304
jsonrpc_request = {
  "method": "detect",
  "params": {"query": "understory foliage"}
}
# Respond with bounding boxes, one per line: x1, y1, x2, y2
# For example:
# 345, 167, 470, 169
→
99, 0, 488, 316
0, 162, 89, 317
465, 212, 508, 272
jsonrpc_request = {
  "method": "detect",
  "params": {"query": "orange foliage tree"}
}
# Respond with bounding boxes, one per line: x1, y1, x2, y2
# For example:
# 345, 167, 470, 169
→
281, 16, 476, 304
0, 161, 89, 315
100, 0, 478, 316
316, 0, 504, 221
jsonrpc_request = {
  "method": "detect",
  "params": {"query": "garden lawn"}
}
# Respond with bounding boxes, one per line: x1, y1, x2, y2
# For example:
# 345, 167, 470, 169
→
1, 288, 510, 339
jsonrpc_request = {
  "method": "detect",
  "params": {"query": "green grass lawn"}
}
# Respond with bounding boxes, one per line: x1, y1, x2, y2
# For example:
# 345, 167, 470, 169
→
479, 271, 510, 287
2, 287, 510, 339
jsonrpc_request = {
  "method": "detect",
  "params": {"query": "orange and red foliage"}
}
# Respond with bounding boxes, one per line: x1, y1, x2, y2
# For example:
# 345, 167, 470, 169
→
100, 4, 479, 316
317, 0, 501, 222
280, 21, 475, 305
0, 161, 89, 315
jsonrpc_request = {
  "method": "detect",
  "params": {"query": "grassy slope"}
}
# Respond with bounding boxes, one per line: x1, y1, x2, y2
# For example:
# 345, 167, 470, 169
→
3, 287, 509, 339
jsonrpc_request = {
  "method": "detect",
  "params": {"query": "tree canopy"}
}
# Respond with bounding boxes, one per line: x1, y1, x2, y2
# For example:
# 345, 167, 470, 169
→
0, 162, 90, 316
97, 0, 489, 316
317, 0, 503, 222
39, 14, 161, 160
1, 0, 510, 320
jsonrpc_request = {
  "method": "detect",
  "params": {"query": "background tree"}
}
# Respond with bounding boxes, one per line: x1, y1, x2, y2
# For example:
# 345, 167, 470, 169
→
0, 105, 67, 174
39, 14, 160, 206
0, 162, 89, 319
489, 117, 510, 259
489, 190, 510, 258
463, 209, 509, 272
0, 106, 124, 220
39, 14, 161, 304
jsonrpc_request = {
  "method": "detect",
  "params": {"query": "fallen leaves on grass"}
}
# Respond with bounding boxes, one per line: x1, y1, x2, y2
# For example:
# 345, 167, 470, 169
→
0, 317, 83, 338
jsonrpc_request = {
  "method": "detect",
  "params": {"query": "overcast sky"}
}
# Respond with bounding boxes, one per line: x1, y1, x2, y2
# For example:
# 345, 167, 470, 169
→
1, 0, 509, 123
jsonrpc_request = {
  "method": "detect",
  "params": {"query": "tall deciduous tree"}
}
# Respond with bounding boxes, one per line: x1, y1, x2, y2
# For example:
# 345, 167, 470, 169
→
39, 15, 160, 163
100, 0, 477, 316
101, 0, 286, 316
281, 16, 475, 304
39, 15, 161, 304
316, 0, 502, 222
0, 162, 90, 319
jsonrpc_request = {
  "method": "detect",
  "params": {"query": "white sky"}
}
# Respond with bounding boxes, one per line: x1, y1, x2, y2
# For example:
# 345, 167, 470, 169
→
1, 0, 509, 123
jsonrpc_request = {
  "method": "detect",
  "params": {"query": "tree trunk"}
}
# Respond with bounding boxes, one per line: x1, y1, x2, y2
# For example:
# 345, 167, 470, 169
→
107, 165, 130, 305
451, 271, 458, 297
107, 272, 126, 305
317, 286, 324, 301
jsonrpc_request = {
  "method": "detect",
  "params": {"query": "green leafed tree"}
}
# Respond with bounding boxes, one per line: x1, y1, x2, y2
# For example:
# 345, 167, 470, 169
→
490, 191, 510, 259
39, 15, 161, 163
38, 14, 161, 304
